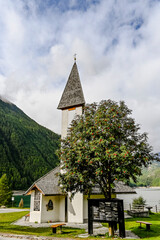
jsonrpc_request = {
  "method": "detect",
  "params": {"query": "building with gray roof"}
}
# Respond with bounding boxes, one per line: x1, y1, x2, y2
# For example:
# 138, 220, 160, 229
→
26, 60, 136, 224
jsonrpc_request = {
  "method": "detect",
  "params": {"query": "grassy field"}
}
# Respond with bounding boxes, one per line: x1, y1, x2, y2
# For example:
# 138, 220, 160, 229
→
125, 213, 160, 240
0, 211, 85, 237
102, 213, 160, 239
0, 211, 160, 239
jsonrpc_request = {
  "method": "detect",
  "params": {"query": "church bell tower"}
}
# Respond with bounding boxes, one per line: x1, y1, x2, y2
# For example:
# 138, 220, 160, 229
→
57, 59, 85, 139
57, 58, 85, 223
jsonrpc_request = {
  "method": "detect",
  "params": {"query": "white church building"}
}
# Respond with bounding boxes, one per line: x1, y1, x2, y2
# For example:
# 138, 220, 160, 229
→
25, 60, 135, 223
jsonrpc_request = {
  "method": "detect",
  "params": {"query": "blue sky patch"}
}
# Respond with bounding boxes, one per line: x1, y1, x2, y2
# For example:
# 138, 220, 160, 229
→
130, 18, 144, 30
23, 0, 100, 14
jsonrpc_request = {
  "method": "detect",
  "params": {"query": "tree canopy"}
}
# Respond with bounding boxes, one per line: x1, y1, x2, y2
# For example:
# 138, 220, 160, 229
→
58, 100, 157, 198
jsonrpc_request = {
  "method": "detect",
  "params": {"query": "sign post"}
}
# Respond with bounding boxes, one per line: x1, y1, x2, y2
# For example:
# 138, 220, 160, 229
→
88, 198, 125, 238
11, 197, 14, 207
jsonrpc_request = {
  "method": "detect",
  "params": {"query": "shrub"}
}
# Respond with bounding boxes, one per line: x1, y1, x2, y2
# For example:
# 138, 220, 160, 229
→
132, 196, 146, 208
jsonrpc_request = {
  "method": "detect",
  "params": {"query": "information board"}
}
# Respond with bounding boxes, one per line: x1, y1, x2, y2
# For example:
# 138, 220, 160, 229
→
88, 198, 125, 238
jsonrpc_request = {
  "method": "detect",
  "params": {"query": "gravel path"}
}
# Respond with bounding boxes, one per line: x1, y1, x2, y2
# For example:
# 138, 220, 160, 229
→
0, 233, 75, 240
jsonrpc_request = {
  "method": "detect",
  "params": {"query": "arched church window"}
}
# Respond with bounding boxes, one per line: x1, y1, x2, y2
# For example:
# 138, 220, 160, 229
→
46, 199, 53, 211
34, 189, 40, 211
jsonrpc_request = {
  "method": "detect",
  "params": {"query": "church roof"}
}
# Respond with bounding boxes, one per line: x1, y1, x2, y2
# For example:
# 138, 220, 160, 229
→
91, 182, 136, 195
113, 181, 136, 194
57, 62, 85, 109
25, 166, 64, 196
25, 166, 135, 196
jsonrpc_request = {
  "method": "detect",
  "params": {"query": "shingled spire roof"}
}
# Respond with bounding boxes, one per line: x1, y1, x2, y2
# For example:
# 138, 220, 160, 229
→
57, 62, 85, 109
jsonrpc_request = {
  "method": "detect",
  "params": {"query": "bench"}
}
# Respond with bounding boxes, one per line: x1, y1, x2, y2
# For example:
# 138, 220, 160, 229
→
51, 223, 66, 233
136, 221, 152, 230
25, 213, 30, 221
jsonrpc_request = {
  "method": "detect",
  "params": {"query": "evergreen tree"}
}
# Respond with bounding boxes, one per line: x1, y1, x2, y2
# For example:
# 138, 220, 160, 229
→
132, 196, 146, 208
58, 100, 157, 199
0, 174, 12, 207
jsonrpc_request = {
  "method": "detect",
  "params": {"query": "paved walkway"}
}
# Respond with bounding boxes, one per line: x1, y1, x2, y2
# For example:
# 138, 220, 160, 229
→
13, 212, 131, 228
13, 216, 102, 229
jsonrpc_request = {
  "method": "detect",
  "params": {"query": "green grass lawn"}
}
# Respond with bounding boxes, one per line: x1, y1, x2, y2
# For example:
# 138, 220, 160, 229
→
125, 213, 160, 240
0, 211, 85, 237
0, 211, 160, 239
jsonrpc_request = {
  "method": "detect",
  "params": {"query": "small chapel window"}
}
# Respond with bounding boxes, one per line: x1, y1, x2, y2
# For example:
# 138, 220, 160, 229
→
46, 199, 53, 211
34, 189, 40, 211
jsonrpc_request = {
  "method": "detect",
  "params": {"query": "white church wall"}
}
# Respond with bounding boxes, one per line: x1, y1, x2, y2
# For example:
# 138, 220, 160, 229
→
68, 192, 83, 223
61, 109, 68, 139
30, 191, 34, 211
68, 109, 76, 126
59, 196, 66, 222
61, 104, 84, 223
41, 195, 60, 223
61, 106, 82, 139
30, 211, 41, 223
76, 106, 83, 115
63, 106, 84, 223
29, 190, 42, 223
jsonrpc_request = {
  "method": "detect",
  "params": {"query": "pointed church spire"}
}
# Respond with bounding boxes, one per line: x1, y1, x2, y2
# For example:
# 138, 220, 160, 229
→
57, 61, 85, 110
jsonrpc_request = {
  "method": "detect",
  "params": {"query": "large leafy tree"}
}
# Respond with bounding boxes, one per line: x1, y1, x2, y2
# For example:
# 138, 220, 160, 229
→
58, 100, 157, 199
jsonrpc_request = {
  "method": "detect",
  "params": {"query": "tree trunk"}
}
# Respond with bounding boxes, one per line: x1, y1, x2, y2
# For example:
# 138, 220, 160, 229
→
107, 174, 114, 236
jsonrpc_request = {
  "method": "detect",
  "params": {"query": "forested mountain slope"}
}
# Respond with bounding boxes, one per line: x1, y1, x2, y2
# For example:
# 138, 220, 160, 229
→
0, 98, 60, 190
136, 161, 160, 186
130, 161, 160, 187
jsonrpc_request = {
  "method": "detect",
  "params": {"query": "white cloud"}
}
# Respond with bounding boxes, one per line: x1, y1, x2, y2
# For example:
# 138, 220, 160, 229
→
0, 74, 6, 95
0, 0, 160, 152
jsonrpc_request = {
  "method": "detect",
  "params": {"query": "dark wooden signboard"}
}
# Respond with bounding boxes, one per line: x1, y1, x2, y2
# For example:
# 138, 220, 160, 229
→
88, 198, 125, 238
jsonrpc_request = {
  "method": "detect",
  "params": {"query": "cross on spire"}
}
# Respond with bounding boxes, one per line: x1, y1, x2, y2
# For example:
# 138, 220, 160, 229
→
74, 53, 77, 62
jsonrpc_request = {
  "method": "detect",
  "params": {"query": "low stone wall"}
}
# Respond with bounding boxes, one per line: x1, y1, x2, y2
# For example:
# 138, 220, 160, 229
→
127, 210, 149, 218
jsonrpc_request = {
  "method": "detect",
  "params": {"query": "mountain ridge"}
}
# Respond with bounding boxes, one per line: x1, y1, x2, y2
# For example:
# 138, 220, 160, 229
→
130, 161, 160, 187
0, 98, 60, 190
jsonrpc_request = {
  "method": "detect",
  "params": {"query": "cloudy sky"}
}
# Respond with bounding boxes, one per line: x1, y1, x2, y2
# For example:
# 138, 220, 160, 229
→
0, 0, 160, 152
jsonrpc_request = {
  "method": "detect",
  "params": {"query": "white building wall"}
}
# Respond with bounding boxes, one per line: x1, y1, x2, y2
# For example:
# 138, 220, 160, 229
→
61, 109, 68, 139
61, 105, 84, 223
61, 106, 83, 139
68, 192, 83, 223
41, 195, 60, 223
29, 193, 66, 223
29, 190, 42, 223
59, 196, 66, 222
68, 109, 76, 126
76, 106, 83, 115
